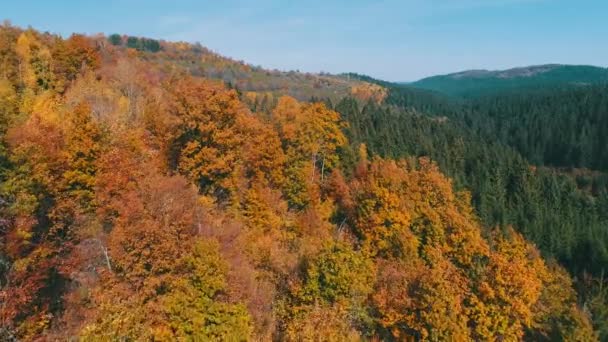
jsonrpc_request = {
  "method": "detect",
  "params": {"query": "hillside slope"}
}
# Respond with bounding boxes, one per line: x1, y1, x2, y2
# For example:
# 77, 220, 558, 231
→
410, 64, 608, 97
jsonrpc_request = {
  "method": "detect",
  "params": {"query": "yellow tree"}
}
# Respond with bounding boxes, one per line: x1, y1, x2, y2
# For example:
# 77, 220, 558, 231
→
272, 96, 347, 209
167, 76, 248, 202
467, 229, 545, 340
15, 30, 54, 92
0, 78, 18, 132
372, 257, 470, 341
61, 102, 102, 210
15, 32, 37, 89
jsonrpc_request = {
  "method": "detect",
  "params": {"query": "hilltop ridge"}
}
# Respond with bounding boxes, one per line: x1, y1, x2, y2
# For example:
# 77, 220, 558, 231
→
410, 64, 608, 97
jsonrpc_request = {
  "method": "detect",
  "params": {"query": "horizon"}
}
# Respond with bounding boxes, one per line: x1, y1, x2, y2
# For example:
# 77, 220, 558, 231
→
3, 19, 605, 82
4, 1, 608, 82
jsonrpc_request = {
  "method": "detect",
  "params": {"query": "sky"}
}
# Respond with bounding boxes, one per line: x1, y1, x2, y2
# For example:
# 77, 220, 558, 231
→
3, 0, 608, 81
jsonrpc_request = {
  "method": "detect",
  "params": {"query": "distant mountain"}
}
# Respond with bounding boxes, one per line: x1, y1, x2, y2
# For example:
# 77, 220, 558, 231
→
410, 64, 608, 97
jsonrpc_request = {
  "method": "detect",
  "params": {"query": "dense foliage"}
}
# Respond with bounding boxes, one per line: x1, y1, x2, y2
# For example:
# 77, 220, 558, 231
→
335, 97, 608, 277
0, 24, 603, 340
463, 86, 608, 171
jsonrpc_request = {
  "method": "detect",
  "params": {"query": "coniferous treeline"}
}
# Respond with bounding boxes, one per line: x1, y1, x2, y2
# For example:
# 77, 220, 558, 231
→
107, 33, 161, 52
461, 85, 608, 171
381, 80, 608, 174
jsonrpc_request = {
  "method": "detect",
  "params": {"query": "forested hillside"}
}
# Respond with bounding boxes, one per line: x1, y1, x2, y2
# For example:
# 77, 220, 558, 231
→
333, 72, 608, 340
463, 86, 608, 171
0, 23, 605, 341
335, 96, 608, 275
410, 64, 608, 98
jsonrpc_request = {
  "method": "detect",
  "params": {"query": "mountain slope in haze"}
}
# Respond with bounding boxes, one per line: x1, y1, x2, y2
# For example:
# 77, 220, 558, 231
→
410, 64, 608, 97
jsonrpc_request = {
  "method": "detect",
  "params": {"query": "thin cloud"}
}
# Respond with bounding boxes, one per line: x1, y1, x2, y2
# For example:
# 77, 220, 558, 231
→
158, 15, 192, 27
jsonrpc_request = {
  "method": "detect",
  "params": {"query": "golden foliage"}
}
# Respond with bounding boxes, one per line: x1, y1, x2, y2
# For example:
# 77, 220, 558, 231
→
350, 82, 387, 103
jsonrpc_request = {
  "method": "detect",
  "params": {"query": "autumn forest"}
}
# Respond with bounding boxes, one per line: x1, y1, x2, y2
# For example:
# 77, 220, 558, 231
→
0, 23, 607, 341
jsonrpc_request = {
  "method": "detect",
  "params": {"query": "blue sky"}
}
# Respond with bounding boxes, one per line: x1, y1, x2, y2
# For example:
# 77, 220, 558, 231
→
4, 0, 608, 81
